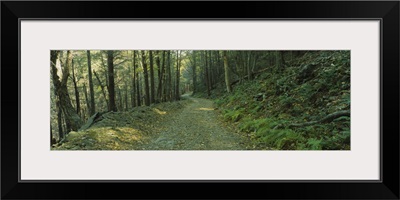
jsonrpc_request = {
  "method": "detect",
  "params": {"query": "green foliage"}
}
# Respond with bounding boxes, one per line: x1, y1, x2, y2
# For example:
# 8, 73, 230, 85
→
214, 50, 350, 150
223, 108, 244, 122
306, 138, 323, 150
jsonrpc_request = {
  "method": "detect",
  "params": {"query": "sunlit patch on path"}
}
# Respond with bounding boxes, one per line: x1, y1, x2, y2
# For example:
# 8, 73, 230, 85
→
137, 97, 247, 150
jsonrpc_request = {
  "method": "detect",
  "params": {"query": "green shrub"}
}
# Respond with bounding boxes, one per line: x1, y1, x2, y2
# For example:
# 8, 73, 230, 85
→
306, 138, 323, 150
223, 108, 245, 122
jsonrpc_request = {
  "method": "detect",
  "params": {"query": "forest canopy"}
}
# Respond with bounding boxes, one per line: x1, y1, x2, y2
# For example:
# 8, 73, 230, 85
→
51, 50, 350, 150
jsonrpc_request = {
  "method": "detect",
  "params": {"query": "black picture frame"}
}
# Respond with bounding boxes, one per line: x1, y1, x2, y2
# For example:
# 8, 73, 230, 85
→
2, 1, 399, 199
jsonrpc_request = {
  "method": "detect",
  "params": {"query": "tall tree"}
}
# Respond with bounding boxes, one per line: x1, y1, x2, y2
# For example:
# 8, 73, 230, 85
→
130, 51, 136, 108
204, 51, 211, 97
118, 86, 123, 111
246, 51, 252, 80
94, 70, 109, 110
149, 51, 155, 104
192, 51, 197, 94
141, 50, 151, 106
166, 50, 172, 101
209, 51, 214, 88
175, 50, 181, 100
156, 51, 165, 102
83, 83, 90, 119
71, 59, 81, 116
124, 83, 128, 111
136, 71, 141, 107
86, 50, 95, 115
107, 50, 117, 112
50, 50, 83, 133
222, 51, 232, 93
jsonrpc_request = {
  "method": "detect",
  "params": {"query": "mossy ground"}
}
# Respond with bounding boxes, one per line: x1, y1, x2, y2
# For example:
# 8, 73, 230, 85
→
52, 100, 190, 150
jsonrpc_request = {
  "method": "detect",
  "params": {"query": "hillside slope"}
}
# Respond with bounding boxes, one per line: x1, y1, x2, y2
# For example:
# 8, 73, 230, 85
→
200, 51, 351, 150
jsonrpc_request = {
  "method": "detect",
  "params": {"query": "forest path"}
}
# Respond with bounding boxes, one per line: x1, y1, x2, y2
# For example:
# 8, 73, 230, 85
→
137, 96, 248, 150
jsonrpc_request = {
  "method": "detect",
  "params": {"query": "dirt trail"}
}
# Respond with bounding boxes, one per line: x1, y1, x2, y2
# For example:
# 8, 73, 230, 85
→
137, 96, 248, 150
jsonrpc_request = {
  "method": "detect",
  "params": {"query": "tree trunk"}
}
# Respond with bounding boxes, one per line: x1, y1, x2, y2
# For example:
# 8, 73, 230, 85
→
118, 86, 123, 111
83, 83, 90, 120
156, 51, 165, 102
149, 51, 156, 104
205, 51, 211, 97
87, 50, 96, 115
93, 70, 109, 110
175, 50, 181, 101
51, 50, 83, 133
141, 50, 150, 106
247, 51, 252, 80
107, 50, 117, 112
136, 71, 141, 107
222, 51, 232, 93
124, 83, 128, 111
166, 51, 172, 102
192, 51, 197, 94
131, 51, 137, 108
71, 59, 81, 116
161, 51, 167, 102
56, 99, 63, 140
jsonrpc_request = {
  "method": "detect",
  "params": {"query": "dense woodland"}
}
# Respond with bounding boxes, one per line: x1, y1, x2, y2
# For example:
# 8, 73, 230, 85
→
51, 50, 350, 150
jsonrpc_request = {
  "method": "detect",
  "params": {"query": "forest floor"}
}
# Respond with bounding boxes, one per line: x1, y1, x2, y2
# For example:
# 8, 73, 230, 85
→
53, 95, 250, 150
136, 94, 249, 150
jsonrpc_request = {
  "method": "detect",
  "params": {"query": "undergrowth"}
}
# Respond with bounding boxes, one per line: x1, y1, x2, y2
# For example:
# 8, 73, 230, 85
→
211, 51, 350, 150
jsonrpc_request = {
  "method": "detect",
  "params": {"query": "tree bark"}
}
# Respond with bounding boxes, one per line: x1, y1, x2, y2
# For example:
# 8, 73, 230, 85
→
141, 50, 151, 106
107, 50, 117, 112
175, 50, 181, 100
83, 83, 90, 120
222, 51, 232, 93
87, 50, 96, 115
166, 51, 172, 101
192, 51, 197, 94
71, 59, 81, 116
205, 51, 211, 97
208, 51, 214, 88
118, 86, 123, 111
161, 51, 167, 102
156, 51, 165, 102
131, 51, 137, 108
136, 71, 141, 107
247, 51, 252, 80
56, 99, 63, 140
149, 51, 156, 104
124, 83, 128, 111
51, 50, 83, 133
93, 70, 109, 110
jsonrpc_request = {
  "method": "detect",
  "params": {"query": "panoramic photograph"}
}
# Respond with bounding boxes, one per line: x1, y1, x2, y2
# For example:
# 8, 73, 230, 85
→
50, 50, 350, 150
